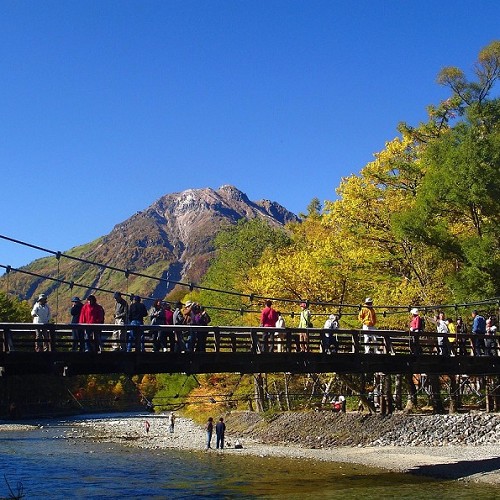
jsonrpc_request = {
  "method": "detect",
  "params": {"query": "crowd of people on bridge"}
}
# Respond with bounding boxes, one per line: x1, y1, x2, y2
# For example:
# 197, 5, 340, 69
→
20, 291, 499, 356
25, 292, 212, 353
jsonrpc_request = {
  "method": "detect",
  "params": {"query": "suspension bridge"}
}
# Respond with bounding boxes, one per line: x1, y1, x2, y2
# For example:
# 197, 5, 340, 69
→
1, 323, 499, 377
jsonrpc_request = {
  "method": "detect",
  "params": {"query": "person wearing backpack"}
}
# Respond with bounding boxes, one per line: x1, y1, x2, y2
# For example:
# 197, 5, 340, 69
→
298, 302, 312, 352
173, 301, 186, 352
409, 308, 424, 333
409, 308, 424, 355
322, 314, 339, 354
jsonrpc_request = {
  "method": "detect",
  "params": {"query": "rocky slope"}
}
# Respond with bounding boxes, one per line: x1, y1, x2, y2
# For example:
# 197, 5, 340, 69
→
225, 410, 500, 448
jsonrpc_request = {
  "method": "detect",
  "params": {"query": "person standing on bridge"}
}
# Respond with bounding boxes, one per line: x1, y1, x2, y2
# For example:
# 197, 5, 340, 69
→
79, 295, 105, 353
173, 301, 186, 352
70, 296, 84, 352
112, 292, 129, 352
128, 295, 148, 352
275, 311, 286, 352
323, 314, 339, 354
485, 317, 498, 357
149, 299, 166, 352
409, 308, 423, 334
471, 309, 486, 356
32, 293, 52, 352
298, 302, 313, 352
260, 300, 278, 352
163, 302, 175, 352
358, 298, 377, 354
427, 311, 450, 356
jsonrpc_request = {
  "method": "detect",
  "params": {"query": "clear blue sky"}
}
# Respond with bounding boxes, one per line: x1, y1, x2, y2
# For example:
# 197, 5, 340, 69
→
1, 1, 499, 269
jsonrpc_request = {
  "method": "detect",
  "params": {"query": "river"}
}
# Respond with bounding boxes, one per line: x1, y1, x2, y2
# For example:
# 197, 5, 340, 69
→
0, 415, 498, 499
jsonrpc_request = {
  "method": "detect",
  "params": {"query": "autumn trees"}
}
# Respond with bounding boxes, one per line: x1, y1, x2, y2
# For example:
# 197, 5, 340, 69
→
191, 42, 500, 414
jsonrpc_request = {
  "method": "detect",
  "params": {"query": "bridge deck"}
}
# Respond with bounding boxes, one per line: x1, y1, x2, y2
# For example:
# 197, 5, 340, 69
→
0, 323, 498, 376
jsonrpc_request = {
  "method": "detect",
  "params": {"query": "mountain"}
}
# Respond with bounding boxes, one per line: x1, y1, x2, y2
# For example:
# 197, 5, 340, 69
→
4, 185, 299, 318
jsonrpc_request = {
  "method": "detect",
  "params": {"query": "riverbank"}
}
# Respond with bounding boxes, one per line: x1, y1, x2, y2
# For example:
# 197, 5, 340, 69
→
3, 411, 500, 485
45, 411, 500, 486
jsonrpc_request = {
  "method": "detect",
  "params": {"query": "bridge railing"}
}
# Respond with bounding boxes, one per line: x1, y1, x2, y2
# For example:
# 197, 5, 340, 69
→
0, 322, 493, 356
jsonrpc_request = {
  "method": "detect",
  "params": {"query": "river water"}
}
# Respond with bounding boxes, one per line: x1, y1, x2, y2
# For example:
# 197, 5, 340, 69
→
0, 415, 498, 499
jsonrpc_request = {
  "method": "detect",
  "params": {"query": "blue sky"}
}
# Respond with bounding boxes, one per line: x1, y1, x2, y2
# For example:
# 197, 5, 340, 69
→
1, 1, 499, 269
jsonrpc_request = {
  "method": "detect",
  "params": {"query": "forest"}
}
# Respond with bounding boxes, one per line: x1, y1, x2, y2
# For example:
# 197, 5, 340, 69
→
1, 42, 499, 419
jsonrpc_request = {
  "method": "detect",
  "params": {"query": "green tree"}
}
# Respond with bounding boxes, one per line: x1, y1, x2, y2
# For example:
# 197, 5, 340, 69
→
196, 219, 291, 325
395, 101, 500, 299
0, 292, 31, 322
394, 42, 500, 300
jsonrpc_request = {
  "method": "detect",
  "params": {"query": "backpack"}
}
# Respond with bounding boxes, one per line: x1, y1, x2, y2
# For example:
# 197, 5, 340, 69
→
419, 317, 425, 332
173, 309, 184, 325
324, 318, 339, 330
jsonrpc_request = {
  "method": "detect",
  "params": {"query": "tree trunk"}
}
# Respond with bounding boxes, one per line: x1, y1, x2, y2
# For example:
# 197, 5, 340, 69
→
404, 374, 418, 412
284, 373, 292, 411
448, 375, 459, 413
253, 374, 265, 412
322, 377, 334, 404
380, 374, 394, 415
273, 381, 284, 411
428, 374, 444, 414
494, 376, 500, 412
338, 373, 376, 414
394, 374, 403, 410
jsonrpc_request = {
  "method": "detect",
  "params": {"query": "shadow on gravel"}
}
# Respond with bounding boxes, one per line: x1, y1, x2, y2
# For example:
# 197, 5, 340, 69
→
410, 456, 500, 480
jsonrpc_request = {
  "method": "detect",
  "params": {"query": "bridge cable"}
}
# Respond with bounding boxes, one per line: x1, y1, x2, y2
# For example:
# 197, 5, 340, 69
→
1, 233, 500, 314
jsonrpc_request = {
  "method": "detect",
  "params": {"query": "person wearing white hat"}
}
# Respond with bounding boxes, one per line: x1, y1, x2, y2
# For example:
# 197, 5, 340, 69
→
409, 308, 424, 333
31, 293, 52, 352
358, 297, 377, 354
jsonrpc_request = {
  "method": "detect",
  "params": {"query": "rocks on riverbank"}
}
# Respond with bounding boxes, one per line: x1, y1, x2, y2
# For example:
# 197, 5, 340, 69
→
225, 411, 500, 448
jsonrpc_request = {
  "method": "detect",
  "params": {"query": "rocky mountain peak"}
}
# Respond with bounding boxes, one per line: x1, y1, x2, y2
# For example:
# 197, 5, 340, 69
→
5, 186, 299, 312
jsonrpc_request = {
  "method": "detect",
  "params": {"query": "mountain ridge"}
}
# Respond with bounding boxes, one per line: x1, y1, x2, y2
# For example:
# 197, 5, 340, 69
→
3, 185, 299, 317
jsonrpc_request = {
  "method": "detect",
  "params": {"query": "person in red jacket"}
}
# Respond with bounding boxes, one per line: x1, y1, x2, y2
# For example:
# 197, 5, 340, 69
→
79, 295, 105, 353
260, 300, 279, 352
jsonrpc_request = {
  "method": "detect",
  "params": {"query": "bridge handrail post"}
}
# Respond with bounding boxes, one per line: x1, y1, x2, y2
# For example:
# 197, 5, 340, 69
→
0, 328, 6, 352
382, 331, 394, 355
251, 330, 259, 354
352, 331, 360, 354
214, 327, 221, 352
134, 324, 142, 352
48, 324, 56, 352
285, 329, 292, 353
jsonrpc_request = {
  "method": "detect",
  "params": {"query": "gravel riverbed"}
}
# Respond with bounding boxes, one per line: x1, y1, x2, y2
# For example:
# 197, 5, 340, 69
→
3, 411, 500, 485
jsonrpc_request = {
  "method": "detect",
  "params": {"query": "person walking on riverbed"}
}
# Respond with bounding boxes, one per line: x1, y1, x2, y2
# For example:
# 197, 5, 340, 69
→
205, 417, 214, 449
168, 412, 176, 433
216, 417, 226, 450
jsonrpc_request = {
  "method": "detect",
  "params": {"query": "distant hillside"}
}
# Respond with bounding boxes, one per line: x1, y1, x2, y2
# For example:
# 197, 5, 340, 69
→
3, 185, 299, 320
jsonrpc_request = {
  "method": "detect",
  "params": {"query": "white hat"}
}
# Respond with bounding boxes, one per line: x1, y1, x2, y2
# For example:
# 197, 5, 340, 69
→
38, 293, 47, 300
185, 300, 193, 307
364, 297, 373, 304
410, 308, 419, 315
